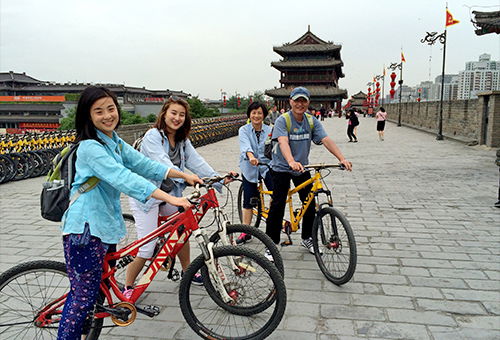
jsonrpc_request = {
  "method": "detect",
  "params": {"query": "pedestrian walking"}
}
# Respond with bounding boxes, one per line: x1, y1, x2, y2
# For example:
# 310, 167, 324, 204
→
346, 109, 358, 142
375, 107, 388, 141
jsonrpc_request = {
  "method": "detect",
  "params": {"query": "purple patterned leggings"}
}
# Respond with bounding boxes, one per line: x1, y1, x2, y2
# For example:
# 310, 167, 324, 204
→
57, 231, 108, 340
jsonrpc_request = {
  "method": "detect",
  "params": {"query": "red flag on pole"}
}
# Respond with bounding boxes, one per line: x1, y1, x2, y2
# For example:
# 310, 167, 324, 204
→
401, 52, 406, 63
445, 9, 459, 27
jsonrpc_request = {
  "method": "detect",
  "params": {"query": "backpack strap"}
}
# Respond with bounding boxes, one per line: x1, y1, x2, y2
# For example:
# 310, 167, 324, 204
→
283, 111, 314, 133
70, 176, 100, 204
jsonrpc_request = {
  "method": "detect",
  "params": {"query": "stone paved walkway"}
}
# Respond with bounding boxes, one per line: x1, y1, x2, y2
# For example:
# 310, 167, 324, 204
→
0, 116, 499, 339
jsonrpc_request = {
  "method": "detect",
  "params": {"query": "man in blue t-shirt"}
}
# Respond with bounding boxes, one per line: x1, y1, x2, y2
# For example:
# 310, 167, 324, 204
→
265, 86, 352, 257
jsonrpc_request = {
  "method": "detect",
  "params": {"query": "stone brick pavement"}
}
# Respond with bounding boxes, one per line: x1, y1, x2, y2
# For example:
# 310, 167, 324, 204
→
0, 116, 499, 339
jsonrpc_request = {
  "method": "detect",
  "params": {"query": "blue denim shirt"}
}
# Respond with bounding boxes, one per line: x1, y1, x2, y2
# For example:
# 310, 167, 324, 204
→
134, 128, 221, 212
238, 123, 272, 183
62, 130, 169, 244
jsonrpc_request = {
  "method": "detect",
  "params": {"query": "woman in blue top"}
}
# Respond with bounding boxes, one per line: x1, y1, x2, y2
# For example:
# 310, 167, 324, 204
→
57, 87, 201, 340
124, 96, 235, 293
237, 102, 273, 243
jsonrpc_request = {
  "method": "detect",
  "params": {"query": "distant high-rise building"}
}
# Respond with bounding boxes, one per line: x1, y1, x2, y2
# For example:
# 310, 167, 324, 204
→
430, 74, 459, 101
458, 53, 500, 99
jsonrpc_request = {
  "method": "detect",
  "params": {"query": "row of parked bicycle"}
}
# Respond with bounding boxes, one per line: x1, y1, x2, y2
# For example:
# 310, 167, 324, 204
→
0, 115, 247, 184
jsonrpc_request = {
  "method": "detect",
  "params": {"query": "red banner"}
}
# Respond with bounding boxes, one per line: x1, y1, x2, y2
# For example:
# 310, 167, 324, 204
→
0, 96, 65, 102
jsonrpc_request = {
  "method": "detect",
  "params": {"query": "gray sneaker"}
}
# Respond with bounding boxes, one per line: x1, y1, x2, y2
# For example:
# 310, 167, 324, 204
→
301, 237, 322, 255
264, 248, 274, 262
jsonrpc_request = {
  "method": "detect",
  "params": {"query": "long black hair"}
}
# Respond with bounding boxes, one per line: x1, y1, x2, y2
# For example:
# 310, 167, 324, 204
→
75, 86, 121, 143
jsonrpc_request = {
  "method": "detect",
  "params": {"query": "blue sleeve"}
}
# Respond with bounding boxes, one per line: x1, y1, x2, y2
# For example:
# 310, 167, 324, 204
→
78, 140, 163, 202
239, 125, 253, 156
183, 139, 222, 192
272, 116, 288, 139
120, 140, 169, 181
311, 117, 327, 144
184, 139, 218, 178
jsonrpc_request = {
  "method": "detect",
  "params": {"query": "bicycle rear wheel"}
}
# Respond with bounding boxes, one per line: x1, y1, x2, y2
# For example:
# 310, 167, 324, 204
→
312, 207, 357, 285
0, 260, 104, 340
179, 246, 286, 340
209, 223, 284, 276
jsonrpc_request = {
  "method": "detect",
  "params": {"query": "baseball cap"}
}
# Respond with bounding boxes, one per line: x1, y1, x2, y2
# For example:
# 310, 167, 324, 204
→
290, 87, 310, 101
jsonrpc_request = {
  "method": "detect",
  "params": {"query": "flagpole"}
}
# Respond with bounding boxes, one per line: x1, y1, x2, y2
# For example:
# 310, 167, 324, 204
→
437, 28, 447, 140
398, 61, 403, 127
382, 66, 386, 106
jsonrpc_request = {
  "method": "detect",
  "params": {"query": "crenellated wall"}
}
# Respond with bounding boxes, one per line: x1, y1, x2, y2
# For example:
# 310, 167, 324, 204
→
382, 91, 500, 147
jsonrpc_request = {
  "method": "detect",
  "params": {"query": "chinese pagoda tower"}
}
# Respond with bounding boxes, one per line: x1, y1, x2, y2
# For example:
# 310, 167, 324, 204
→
265, 27, 347, 111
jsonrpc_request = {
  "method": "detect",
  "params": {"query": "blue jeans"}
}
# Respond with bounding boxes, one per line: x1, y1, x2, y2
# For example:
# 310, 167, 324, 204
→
242, 172, 273, 209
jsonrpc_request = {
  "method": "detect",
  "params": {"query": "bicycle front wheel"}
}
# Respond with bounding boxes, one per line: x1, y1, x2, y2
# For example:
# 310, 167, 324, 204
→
209, 223, 284, 276
179, 246, 286, 340
237, 182, 263, 229
0, 260, 104, 340
312, 207, 357, 285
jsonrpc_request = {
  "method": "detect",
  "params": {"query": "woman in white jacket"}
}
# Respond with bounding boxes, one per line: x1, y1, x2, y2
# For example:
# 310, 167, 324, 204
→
124, 96, 233, 296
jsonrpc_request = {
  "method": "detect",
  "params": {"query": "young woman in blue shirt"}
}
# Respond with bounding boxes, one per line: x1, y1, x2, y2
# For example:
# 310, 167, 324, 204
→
57, 87, 201, 340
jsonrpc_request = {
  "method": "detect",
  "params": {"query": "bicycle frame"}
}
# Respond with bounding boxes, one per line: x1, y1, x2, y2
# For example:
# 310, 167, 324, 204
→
257, 169, 333, 233
34, 191, 236, 328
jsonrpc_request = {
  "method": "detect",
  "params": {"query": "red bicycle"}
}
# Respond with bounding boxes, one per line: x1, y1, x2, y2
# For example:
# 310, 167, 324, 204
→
119, 174, 284, 280
0, 179, 287, 340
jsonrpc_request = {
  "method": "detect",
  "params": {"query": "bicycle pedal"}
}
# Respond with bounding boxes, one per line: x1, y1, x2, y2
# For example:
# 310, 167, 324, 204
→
136, 305, 161, 318
168, 268, 180, 281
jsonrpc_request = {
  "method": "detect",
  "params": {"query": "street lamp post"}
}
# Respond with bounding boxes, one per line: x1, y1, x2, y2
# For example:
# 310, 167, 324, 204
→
366, 81, 374, 114
389, 62, 403, 127
375, 74, 385, 106
421, 31, 446, 140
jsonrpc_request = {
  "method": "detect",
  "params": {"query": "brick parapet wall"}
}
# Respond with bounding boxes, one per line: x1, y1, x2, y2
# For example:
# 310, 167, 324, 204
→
383, 92, 499, 147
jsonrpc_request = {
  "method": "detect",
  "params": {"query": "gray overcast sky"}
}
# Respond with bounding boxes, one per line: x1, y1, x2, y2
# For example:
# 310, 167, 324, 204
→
1, 0, 499, 100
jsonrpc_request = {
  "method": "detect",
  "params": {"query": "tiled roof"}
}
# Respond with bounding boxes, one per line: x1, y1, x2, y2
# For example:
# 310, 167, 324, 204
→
351, 91, 367, 99
472, 10, 500, 35
0, 115, 61, 123
271, 59, 343, 69
265, 86, 347, 99
273, 44, 341, 54
0, 72, 42, 84
0, 103, 64, 111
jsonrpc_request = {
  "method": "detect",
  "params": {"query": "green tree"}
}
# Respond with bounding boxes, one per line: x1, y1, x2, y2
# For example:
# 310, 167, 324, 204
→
187, 97, 220, 118
59, 107, 76, 130
64, 93, 80, 101
146, 113, 157, 122
120, 110, 148, 125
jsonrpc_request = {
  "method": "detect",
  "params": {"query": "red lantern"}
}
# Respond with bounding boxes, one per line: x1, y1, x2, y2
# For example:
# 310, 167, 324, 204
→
417, 97, 421, 102
223, 95, 226, 107
237, 96, 241, 107
389, 72, 397, 99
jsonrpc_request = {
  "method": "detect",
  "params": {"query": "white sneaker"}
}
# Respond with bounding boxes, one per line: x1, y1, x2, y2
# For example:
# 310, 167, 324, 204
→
264, 248, 274, 262
301, 237, 322, 255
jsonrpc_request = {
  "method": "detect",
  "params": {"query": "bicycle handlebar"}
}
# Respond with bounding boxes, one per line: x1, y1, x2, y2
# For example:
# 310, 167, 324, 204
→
256, 162, 347, 171
200, 173, 239, 185
304, 163, 346, 171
